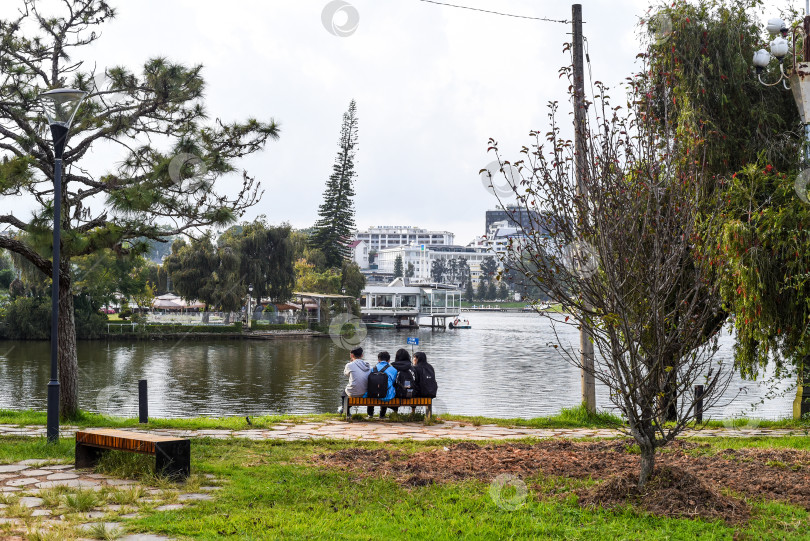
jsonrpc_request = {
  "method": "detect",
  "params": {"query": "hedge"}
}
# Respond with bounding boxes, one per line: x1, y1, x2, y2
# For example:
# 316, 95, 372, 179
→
249, 323, 307, 331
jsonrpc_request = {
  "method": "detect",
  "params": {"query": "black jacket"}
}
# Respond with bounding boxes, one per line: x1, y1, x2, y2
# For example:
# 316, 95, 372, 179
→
412, 362, 437, 398
391, 358, 412, 373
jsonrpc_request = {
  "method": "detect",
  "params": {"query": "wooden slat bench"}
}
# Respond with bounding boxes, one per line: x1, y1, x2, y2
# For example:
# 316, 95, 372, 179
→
343, 397, 433, 420
75, 429, 190, 480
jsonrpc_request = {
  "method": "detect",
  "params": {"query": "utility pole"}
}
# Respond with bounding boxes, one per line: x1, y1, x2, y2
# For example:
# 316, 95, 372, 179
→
572, 4, 596, 413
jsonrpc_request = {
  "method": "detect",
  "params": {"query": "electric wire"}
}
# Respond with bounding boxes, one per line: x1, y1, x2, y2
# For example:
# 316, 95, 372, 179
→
416, 0, 571, 24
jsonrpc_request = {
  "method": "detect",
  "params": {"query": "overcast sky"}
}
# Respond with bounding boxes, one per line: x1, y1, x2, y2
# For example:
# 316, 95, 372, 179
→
3, 0, 779, 245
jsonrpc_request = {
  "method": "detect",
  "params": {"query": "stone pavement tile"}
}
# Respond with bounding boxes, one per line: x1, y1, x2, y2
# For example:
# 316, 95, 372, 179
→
35, 479, 98, 489
7, 478, 40, 487
105, 479, 137, 486
199, 486, 222, 492
84, 511, 107, 519
154, 504, 184, 511
21, 469, 54, 477
120, 512, 139, 519
43, 465, 74, 470
177, 493, 212, 502
0, 486, 21, 492
0, 517, 22, 525
31, 509, 51, 517
47, 473, 79, 481
0, 465, 28, 473
0, 474, 15, 481
79, 521, 121, 532
18, 496, 44, 508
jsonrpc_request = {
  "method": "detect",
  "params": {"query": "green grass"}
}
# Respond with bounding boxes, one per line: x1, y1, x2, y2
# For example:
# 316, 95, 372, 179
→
0, 409, 339, 430
1, 436, 809, 539
443, 405, 625, 429
2, 405, 808, 432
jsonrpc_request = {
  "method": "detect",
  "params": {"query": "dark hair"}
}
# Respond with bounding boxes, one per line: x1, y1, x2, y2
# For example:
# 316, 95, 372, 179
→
394, 348, 410, 364
378, 351, 390, 362
413, 351, 427, 365
350, 347, 363, 358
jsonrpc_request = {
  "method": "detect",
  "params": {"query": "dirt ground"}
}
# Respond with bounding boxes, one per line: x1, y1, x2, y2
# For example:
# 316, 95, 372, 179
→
315, 440, 810, 523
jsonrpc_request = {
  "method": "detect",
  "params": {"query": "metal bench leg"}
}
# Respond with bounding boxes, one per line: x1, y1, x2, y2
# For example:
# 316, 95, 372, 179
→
344, 396, 350, 420
155, 440, 191, 480
75, 444, 105, 469
427, 402, 432, 420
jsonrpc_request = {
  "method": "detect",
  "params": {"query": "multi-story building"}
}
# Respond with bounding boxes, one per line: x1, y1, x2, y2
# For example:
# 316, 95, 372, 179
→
376, 244, 493, 285
354, 226, 454, 252
485, 206, 549, 236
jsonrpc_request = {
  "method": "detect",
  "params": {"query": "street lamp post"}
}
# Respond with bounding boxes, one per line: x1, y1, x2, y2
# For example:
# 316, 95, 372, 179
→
39, 88, 87, 443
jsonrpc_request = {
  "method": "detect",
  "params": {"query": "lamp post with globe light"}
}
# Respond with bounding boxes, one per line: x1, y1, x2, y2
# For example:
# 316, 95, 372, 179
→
39, 88, 88, 443
752, 13, 810, 163
752, 10, 810, 418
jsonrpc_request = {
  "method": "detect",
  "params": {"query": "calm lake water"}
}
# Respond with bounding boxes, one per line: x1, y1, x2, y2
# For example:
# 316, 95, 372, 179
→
0, 312, 797, 419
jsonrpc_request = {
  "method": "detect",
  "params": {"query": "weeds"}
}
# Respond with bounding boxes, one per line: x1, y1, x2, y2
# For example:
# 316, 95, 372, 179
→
87, 521, 122, 540
64, 489, 99, 512
108, 486, 145, 506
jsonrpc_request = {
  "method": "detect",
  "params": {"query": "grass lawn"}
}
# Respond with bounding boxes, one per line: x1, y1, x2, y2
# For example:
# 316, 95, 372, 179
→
0, 435, 808, 539
2, 405, 809, 431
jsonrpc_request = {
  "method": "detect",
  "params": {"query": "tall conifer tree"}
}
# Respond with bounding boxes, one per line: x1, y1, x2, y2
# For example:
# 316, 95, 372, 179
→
311, 100, 359, 268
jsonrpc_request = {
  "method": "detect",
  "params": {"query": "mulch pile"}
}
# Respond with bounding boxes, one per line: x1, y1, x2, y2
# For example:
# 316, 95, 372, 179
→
315, 439, 810, 523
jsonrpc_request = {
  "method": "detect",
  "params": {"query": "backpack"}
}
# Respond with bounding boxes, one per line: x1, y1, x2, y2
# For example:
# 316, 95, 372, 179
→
394, 368, 416, 399
416, 363, 437, 398
366, 362, 391, 399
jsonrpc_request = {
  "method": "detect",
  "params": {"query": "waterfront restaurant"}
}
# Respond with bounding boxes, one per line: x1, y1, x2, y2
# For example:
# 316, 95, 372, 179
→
360, 278, 462, 328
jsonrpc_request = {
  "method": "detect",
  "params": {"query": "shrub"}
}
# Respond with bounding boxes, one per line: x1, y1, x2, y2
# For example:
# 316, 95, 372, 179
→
0, 269, 14, 289
250, 323, 306, 331
3, 296, 49, 339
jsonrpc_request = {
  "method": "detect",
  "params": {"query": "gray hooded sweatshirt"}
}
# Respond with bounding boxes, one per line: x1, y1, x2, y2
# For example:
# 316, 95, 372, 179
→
344, 358, 371, 397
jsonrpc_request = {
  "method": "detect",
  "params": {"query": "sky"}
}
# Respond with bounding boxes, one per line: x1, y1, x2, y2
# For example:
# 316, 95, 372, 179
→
1, 0, 768, 245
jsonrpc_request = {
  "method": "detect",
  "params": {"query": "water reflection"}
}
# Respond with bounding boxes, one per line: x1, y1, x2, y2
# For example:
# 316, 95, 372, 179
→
0, 313, 796, 419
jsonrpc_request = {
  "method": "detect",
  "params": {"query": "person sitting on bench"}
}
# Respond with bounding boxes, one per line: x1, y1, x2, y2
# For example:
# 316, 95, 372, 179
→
365, 351, 397, 418
412, 351, 438, 398
338, 347, 370, 414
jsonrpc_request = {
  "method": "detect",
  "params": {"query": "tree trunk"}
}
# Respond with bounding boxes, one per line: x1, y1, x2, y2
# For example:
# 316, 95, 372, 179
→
202, 306, 210, 324
58, 280, 79, 419
638, 445, 656, 488
224, 312, 232, 324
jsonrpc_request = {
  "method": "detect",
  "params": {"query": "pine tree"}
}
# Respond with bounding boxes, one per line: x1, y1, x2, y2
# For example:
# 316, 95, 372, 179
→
393, 255, 403, 278
310, 100, 359, 268
465, 280, 475, 302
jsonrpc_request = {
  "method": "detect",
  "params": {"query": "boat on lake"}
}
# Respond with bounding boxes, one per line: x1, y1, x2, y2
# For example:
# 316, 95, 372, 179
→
364, 320, 396, 329
449, 317, 471, 329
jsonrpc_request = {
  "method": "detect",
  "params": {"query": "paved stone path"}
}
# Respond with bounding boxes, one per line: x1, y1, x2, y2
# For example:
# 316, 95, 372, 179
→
0, 420, 802, 442
0, 459, 219, 540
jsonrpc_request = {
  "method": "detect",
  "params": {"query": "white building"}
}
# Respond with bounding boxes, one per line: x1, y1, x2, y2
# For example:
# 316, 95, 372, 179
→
376, 243, 493, 285
354, 226, 454, 252
347, 239, 368, 269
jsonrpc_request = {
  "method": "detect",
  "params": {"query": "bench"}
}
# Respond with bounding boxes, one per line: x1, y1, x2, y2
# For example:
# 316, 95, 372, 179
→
75, 429, 190, 480
343, 397, 433, 420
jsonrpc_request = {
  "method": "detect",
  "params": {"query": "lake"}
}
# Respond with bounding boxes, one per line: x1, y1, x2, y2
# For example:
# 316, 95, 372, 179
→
0, 312, 797, 419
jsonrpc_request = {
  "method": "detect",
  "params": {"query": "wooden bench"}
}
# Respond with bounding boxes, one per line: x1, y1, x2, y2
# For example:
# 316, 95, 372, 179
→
343, 397, 433, 420
75, 429, 190, 480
